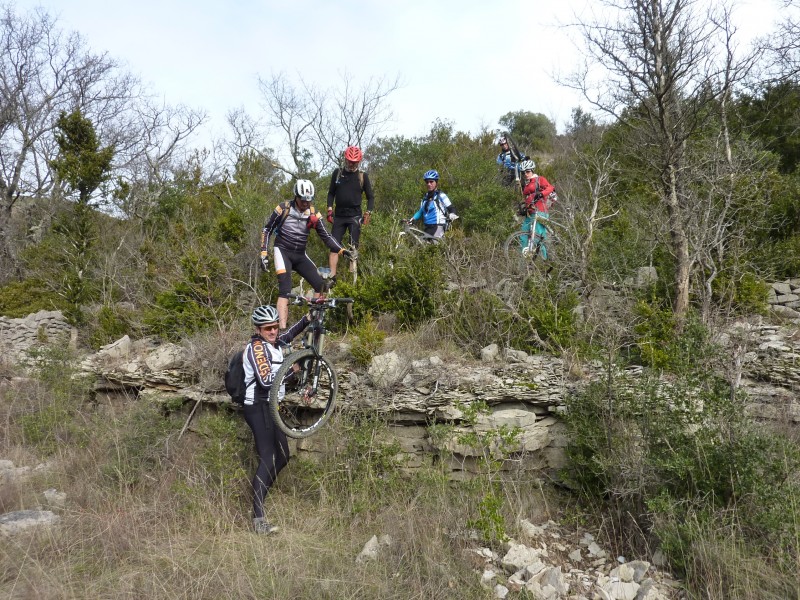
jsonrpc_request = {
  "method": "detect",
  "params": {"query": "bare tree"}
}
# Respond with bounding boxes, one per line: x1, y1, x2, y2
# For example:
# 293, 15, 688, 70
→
111, 99, 208, 219
254, 71, 400, 176
0, 4, 139, 274
762, 0, 800, 81
554, 112, 621, 287
563, 0, 753, 320
309, 72, 400, 169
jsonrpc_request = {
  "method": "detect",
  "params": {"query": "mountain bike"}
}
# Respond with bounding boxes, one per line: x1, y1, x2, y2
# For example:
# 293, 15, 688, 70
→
503, 210, 560, 265
396, 217, 457, 248
505, 132, 526, 195
268, 294, 353, 439
396, 218, 435, 246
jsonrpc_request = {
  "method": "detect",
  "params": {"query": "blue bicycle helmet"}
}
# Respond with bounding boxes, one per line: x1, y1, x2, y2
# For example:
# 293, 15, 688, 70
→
422, 169, 439, 181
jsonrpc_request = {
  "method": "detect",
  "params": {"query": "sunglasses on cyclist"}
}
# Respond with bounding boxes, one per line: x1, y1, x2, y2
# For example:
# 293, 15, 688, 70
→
259, 323, 279, 331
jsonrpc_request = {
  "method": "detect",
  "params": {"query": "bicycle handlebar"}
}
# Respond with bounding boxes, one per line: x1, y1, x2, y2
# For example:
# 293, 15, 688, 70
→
287, 294, 354, 308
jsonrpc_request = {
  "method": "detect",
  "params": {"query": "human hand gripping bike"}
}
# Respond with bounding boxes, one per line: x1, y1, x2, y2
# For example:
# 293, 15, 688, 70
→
268, 294, 353, 438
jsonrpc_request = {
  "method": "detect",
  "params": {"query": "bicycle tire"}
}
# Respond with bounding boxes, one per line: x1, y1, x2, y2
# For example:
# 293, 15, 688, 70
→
269, 349, 338, 439
503, 231, 544, 263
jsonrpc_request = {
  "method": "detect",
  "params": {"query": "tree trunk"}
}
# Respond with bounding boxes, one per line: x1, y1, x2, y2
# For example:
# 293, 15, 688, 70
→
667, 165, 691, 320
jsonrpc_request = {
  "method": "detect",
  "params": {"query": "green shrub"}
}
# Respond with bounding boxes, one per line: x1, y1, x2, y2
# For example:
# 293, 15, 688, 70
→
350, 313, 386, 367
513, 276, 579, 352
332, 245, 444, 328
87, 304, 136, 349
563, 365, 800, 581
0, 278, 67, 318
144, 251, 236, 340
213, 209, 246, 251
467, 485, 508, 544
15, 346, 91, 456
633, 301, 709, 370
711, 272, 770, 316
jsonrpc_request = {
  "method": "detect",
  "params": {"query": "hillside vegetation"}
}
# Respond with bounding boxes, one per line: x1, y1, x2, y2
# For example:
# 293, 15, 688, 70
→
2, 2, 800, 598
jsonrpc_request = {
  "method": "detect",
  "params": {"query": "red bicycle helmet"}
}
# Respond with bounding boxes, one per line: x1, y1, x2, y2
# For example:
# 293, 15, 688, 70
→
344, 146, 363, 162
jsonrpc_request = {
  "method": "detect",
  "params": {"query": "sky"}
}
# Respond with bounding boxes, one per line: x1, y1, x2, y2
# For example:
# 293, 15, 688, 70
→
10, 0, 784, 153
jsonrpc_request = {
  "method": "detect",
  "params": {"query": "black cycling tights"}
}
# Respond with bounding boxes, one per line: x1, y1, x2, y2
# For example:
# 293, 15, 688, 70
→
243, 402, 290, 519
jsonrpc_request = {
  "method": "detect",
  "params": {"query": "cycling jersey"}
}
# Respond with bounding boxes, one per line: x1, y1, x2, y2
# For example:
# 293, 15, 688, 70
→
326, 169, 375, 218
412, 190, 454, 226
523, 175, 555, 214
241, 316, 310, 405
497, 150, 518, 171
261, 201, 343, 255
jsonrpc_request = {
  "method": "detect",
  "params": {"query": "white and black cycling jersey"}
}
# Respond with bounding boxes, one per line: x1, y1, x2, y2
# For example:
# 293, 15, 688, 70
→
261, 201, 342, 255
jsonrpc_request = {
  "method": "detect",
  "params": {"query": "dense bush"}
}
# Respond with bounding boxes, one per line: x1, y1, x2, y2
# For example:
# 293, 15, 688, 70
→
563, 360, 800, 586
0, 278, 67, 318
333, 244, 444, 328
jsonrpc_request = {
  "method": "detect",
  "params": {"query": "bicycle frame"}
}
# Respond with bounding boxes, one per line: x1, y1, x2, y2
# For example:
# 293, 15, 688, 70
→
302, 303, 327, 356
525, 211, 543, 254
270, 295, 352, 438
505, 210, 555, 259
398, 219, 440, 245
290, 294, 353, 356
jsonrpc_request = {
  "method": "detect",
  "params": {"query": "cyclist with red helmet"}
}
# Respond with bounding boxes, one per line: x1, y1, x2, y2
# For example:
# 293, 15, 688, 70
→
326, 145, 374, 283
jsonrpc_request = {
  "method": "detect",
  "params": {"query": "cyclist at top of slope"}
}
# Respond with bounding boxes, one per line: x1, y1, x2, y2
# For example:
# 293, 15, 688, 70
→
497, 134, 527, 188
518, 159, 556, 259
407, 169, 458, 242
326, 145, 375, 284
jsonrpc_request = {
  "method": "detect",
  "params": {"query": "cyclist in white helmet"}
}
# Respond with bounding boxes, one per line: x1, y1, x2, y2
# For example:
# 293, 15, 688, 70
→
260, 179, 349, 328
518, 159, 556, 258
497, 134, 526, 187
240, 304, 312, 534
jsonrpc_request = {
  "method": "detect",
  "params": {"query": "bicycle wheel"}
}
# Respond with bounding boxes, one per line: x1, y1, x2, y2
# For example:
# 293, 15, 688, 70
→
269, 349, 338, 439
504, 231, 542, 260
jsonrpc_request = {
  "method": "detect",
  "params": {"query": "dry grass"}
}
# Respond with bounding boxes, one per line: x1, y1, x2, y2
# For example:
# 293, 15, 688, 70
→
686, 535, 800, 600
0, 449, 498, 599
0, 363, 516, 599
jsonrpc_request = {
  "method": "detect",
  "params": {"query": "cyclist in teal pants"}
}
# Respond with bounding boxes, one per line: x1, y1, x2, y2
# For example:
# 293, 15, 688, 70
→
519, 159, 555, 258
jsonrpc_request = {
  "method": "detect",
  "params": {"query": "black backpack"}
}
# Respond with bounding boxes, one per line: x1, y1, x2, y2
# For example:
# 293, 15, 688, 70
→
224, 349, 252, 404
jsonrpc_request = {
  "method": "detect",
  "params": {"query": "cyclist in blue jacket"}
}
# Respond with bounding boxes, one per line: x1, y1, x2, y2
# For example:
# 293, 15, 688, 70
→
497, 135, 522, 186
408, 170, 458, 242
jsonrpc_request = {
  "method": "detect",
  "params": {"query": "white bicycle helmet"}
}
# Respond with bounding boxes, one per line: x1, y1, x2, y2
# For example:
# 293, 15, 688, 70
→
519, 159, 536, 171
251, 305, 279, 326
293, 179, 315, 201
